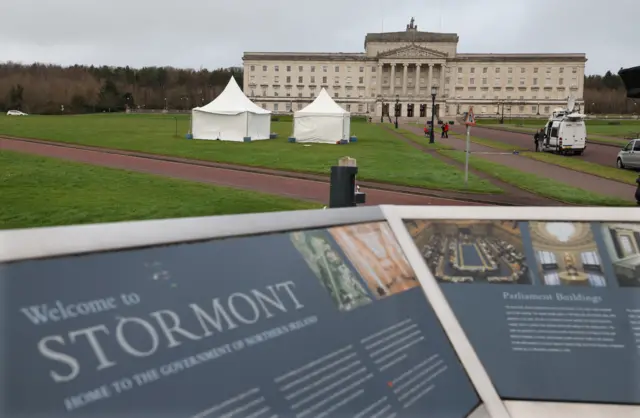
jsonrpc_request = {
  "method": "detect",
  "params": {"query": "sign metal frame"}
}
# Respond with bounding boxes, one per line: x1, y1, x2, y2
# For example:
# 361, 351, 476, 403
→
382, 205, 640, 418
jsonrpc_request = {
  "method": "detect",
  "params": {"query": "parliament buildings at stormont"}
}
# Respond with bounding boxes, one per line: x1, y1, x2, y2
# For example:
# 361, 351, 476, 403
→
241, 19, 586, 120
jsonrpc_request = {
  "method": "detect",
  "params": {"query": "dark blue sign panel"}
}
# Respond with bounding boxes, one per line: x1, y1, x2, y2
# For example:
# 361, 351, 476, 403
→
405, 219, 640, 404
0, 221, 479, 417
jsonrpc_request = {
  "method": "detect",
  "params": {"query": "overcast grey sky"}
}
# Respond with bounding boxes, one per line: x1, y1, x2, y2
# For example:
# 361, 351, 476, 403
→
1, 0, 637, 75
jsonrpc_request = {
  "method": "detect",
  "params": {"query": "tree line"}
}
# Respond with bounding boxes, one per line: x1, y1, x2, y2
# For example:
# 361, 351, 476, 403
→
0, 62, 243, 114
584, 70, 637, 115
0, 62, 636, 115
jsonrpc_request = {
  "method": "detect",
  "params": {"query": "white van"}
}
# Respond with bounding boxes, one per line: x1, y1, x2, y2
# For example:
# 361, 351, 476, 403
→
541, 112, 587, 155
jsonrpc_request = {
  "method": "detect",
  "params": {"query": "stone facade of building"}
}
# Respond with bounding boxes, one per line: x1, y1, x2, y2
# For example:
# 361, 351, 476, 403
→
242, 19, 587, 119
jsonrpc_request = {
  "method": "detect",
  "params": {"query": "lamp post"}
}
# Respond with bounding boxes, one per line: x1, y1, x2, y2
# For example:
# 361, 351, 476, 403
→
429, 86, 438, 144
394, 94, 399, 129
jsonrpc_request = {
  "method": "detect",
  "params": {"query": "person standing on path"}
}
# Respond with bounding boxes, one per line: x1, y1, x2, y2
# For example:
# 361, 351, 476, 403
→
533, 128, 544, 152
444, 122, 449, 138
441, 123, 446, 138
635, 174, 640, 205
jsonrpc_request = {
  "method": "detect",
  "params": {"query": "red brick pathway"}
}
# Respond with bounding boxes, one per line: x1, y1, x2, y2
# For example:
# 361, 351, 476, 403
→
1, 137, 487, 207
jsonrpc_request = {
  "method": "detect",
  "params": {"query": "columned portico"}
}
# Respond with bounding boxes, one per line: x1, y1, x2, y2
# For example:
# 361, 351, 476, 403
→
376, 59, 447, 119
402, 64, 409, 96
390, 65, 396, 96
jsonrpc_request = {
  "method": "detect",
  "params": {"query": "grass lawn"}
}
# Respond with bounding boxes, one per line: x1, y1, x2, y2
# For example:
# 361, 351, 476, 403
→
439, 150, 634, 206
449, 133, 528, 152
523, 152, 639, 184
0, 150, 320, 230
394, 128, 453, 149
0, 114, 500, 194
446, 132, 634, 184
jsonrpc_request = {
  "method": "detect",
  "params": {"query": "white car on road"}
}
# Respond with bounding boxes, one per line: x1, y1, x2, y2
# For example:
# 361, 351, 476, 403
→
6, 110, 28, 116
617, 139, 640, 169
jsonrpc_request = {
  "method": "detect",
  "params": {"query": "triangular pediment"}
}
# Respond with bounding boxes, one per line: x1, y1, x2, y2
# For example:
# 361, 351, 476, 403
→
378, 44, 447, 59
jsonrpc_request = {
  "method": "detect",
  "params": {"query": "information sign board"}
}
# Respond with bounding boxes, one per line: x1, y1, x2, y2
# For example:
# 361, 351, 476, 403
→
0, 221, 480, 417
402, 217, 640, 404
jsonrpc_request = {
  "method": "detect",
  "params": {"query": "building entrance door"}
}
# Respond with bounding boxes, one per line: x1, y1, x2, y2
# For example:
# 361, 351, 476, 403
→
395, 103, 402, 117
407, 104, 415, 117
419, 104, 427, 117
382, 103, 389, 116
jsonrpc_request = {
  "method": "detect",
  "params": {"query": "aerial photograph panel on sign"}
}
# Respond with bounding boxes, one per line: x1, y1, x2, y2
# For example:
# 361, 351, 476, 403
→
529, 222, 607, 287
328, 222, 419, 298
600, 223, 640, 287
290, 229, 373, 311
404, 220, 533, 285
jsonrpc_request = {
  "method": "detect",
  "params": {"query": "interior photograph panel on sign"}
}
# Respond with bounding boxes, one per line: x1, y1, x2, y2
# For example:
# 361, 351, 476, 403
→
0, 220, 480, 418
529, 222, 606, 287
600, 223, 640, 287
404, 219, 533, 284
400, 218, 640, 405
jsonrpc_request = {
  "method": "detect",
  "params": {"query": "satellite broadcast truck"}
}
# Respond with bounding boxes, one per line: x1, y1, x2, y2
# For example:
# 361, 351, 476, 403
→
540, 97, 587, 155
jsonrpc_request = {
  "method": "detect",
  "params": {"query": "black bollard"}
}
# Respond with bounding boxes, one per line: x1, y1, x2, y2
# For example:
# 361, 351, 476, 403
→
329, 158, 366, 208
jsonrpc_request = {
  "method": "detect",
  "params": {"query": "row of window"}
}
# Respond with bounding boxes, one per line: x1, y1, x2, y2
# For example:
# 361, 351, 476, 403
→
250, 64, 368, 73
249, 64, 581, 75
453, 76, 579, 87
256, 101, 555, 115
451, 94, 566, 100
249, 75, 366, 84
456, 66, 579, 74
260, 102, 366, 112
252, 85, 569, 101
451, 105, 551, 114
250, 89, 365, 99
249, 76, 579, 89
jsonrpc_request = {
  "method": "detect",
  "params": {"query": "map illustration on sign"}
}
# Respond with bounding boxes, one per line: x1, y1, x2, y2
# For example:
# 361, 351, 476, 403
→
529, 222, 607, 287
599, 223, 640, 287
329, 222, 419, 298
405, 220, 532, 284
290, 229, 372, 311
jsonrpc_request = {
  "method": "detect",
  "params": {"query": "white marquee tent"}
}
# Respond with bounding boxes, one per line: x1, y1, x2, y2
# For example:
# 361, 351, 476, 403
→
293, 88, 350, 144
192, 77, 271, 142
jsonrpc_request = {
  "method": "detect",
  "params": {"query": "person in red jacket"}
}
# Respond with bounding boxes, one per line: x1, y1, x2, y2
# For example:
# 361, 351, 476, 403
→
443, 122, 449, 138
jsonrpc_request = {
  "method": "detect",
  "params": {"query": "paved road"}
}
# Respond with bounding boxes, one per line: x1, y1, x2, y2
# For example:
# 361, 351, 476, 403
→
380, 125, 558, 206
402, 124, 636, 202
451, 124, 621, 167
1, 137, 488, 207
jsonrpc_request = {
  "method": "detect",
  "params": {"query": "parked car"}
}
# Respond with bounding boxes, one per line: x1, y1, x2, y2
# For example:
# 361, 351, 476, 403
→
616, 139, 640, 169
6, 110, 27, 116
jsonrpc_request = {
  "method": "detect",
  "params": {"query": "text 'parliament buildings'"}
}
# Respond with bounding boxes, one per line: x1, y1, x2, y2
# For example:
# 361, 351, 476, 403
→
242, 19, 587, 119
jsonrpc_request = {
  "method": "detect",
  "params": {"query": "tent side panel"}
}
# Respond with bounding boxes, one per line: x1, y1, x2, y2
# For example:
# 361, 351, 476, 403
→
247, 113, 271, 140
342, 115, 351, 141
192, 111, 246, 142
293, 115, 341, 144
